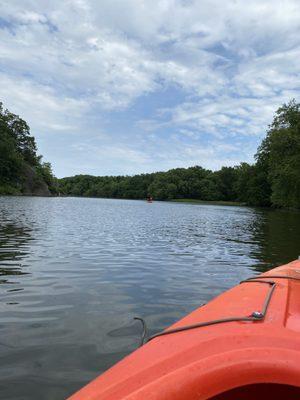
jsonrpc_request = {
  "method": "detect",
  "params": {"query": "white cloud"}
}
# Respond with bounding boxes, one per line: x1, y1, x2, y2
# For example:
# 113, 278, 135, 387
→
0, 0, 300, 176
0, 75, 88, 134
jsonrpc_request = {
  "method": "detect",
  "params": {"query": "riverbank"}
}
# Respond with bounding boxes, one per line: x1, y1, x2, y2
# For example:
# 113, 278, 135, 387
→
170, 198, 246, 207
0, 193, 247, 206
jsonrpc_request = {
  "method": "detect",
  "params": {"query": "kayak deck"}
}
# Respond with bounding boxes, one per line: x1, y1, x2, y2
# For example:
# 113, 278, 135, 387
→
68, 260, 300, 399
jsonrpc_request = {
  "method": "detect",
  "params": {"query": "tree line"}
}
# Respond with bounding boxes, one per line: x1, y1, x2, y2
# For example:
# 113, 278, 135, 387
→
59, 100, 300, 208
1, 99, 300, 208
58, 164, 269, 206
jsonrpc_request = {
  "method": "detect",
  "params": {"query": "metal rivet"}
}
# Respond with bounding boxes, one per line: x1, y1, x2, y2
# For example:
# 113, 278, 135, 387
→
251, 311, 264, 319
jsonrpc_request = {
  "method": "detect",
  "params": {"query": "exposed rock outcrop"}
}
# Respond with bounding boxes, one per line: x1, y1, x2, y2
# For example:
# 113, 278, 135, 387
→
22, 164, 51, 196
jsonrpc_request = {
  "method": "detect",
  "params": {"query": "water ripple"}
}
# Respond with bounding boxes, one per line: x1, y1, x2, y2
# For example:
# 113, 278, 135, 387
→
0, 197, 300, 399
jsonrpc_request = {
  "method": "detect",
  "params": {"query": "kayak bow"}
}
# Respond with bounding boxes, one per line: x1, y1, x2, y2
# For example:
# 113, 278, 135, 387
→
68, 260, 300, 399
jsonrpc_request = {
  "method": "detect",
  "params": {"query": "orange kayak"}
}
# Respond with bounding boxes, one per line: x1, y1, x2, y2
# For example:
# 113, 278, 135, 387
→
68, 260, 300, 400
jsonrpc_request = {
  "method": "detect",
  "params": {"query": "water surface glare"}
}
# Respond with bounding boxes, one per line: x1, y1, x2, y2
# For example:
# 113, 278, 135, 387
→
0, 197, 300, 399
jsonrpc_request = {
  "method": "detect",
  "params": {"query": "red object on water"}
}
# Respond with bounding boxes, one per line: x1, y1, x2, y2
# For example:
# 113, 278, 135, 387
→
68, 260, 300, 399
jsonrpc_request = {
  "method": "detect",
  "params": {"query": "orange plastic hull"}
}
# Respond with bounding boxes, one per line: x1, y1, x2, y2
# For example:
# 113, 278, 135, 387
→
68, 260, 300, 399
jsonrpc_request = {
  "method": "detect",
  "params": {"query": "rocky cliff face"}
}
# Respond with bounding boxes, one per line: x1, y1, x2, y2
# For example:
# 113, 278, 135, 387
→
22, 165, 51, 196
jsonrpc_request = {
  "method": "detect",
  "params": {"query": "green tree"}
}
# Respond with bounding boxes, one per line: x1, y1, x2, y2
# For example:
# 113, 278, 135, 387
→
0, 101, 55, 195
0, 103, 38, 165
256, 100, 300, 208
214, 167, 238, 201
234, 163, 271, 206
36, 161, 58, 194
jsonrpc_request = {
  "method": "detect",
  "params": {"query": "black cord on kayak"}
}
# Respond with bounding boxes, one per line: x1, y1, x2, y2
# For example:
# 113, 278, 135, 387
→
139, 280, 274, 345
134, 274, 300, 347
134, 317, 148, 347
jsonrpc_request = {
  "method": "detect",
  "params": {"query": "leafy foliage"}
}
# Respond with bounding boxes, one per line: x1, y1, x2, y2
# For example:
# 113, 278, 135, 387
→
58, 166, 242, 203
256, 100, 300, 208
0, 102, 57, 194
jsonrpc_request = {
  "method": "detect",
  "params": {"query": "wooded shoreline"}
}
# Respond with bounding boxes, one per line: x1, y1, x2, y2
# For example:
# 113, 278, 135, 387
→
1, 100, 300, 209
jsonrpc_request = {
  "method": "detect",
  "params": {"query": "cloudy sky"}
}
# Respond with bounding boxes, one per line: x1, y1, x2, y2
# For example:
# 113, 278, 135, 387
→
0, 1, 299, 177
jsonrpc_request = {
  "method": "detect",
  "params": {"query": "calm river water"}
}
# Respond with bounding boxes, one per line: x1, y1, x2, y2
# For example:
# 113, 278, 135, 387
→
0, 197, 300, 399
